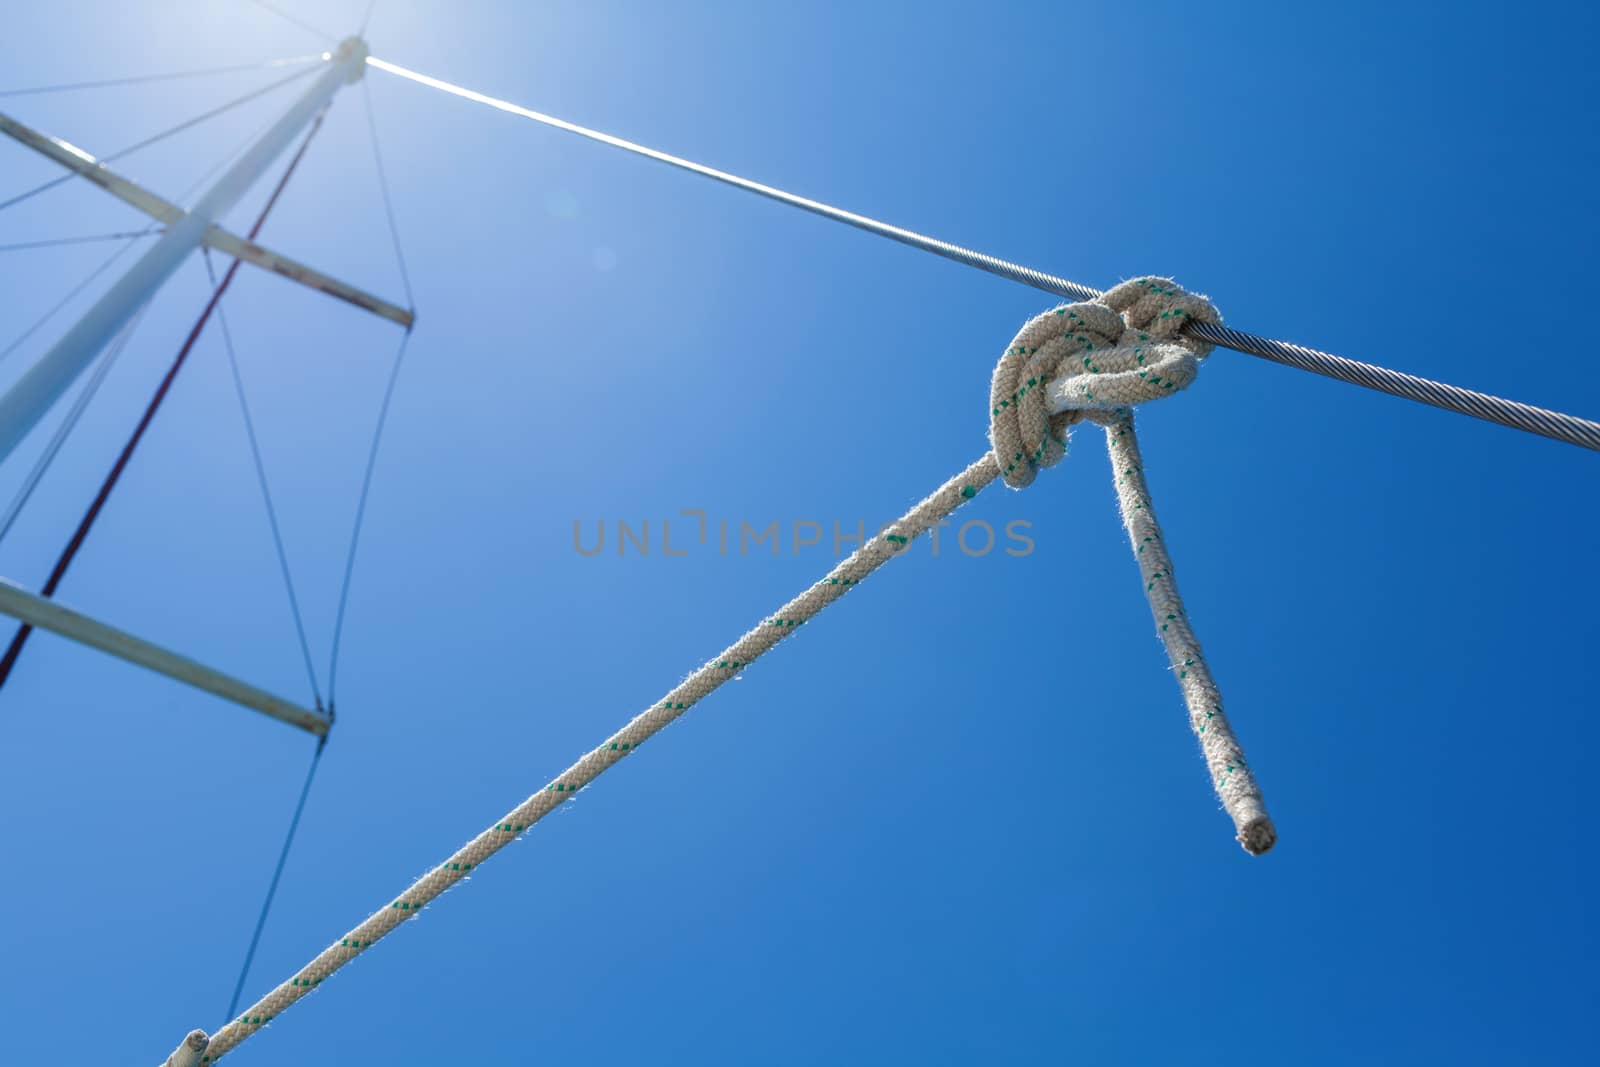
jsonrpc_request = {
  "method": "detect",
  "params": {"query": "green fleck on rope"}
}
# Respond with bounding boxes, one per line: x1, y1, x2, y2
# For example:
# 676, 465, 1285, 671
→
165, 278, 1282, 1067
989, 277, 1274, 857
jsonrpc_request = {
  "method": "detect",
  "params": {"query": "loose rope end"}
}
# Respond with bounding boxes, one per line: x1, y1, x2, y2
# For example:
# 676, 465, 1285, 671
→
994, 279, 1280, 858
164, 1029, 209, 1067
1237, 816, 1276, 856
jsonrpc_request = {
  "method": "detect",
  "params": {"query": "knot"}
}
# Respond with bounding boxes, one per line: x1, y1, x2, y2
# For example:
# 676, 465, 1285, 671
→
989, 277, 1220, 489
982, 276, 1273, 853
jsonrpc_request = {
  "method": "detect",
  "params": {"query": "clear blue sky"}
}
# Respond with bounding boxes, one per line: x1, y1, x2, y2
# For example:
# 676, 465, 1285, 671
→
1, 1, 1596, 1063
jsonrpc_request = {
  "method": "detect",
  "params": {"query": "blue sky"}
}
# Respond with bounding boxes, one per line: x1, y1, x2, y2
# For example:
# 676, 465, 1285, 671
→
1, 1, 1596, 1063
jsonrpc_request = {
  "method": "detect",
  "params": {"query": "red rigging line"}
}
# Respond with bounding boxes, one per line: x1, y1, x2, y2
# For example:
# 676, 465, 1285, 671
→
0, 112, 329, 692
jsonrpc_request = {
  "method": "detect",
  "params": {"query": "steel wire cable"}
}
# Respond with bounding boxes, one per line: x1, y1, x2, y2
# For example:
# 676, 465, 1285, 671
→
0, 55, 320, 98
243, 0, 337, 45
367, 55, 1600, 453
1, 103, 298, 366
0, 230, 162, 252
0, 118, 330, 692
324, 74, 417, 709
204, 248, 324, 705
0, 233, 157, 364
222, 739, 326, 1026
0, 62, 320, 214
0, 302, 153, 547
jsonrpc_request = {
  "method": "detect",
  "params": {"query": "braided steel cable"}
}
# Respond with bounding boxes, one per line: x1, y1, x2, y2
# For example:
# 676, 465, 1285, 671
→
368, 56, 1600, 453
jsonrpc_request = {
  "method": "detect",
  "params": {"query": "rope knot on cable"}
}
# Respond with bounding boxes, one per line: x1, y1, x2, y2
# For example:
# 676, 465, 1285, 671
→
988, 277, 1220, 489
986, 276, 1274, 855
173, 275, 1283, 1065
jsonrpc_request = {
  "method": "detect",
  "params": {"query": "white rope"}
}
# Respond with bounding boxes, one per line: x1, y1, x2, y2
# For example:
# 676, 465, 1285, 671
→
1004, 277, 1274, 852
173, 277, 1271, 1063
163, 1030, 208, 1067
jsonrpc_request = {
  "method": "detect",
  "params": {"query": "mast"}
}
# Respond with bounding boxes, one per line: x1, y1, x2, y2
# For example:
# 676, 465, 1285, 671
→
0, 35, 406, 730
0, 36, 370, 466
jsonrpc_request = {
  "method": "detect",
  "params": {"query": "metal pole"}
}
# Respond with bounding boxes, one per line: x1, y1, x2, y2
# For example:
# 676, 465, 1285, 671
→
0, 112, 330, 698
0, 578, 327, 736
0, 36, 369, 466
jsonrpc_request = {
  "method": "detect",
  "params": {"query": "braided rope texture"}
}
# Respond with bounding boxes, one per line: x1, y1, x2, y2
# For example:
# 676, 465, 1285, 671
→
991, 278, 1274, 853
178, 277, 1272, 1063
197, 455, 1000, 1061
163, 1029, 207, 1067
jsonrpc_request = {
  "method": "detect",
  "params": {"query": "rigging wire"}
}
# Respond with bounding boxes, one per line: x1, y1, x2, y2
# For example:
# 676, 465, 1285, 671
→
0, 102, 294, 367
202, 56, 339, 1013
359, 78, 415, 307
223, 737, 327, 1026
0, 61, 320, 214
366, 56, 1600, 454
0, 232, 156, 364
325, 76, 417, 709
326, 330, 409, 708
0, 229, 162, 253
0, 55, 320, 98
0, 116, 329, 693
0, 302, 153, 548
244, 0, 338, 45
204, 248, 324, 705
0, 102, 302, 552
